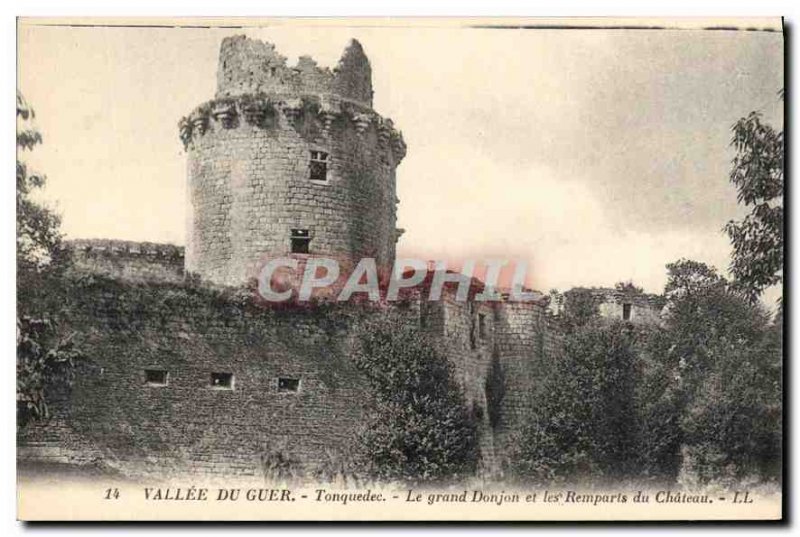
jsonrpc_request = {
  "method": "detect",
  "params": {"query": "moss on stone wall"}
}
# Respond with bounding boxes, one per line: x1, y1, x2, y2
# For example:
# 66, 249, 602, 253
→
19, 275, 377, 477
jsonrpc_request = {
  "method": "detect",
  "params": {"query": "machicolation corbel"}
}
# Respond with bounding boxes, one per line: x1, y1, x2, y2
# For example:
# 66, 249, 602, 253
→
391, 131, 407, 162
377, 118, 392, 149
211, 99, 238, 129
190, 107, 210, 138
178, 117, 193, 149
318, 97, 341, 136
352, 112, 372, 136
282, 97, 303, 123
239, 95, 273, 128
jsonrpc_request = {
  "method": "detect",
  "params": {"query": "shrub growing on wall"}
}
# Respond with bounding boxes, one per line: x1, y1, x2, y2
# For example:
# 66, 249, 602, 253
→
560, 288, 603, 330
350, 313, 479, 484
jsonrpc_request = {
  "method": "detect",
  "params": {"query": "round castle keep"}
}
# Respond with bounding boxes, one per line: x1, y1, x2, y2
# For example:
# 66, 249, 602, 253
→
181, 35, 406, 286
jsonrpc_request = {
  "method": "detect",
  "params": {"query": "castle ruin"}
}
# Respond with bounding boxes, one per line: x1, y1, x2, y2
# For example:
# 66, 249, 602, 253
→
18, 36, 664, 479
183, 36, 405, 287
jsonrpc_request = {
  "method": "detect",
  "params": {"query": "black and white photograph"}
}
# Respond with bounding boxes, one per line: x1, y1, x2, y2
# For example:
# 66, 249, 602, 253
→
15, 16, 784, 521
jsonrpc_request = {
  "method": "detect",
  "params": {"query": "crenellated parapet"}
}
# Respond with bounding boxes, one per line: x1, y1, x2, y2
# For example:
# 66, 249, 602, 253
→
65, 239, 185, 259
181, 35, 404, 164
64, 239, 185, 284
179, 92, 406, 164
562, 286, 666, 324
216, 35, 373, 106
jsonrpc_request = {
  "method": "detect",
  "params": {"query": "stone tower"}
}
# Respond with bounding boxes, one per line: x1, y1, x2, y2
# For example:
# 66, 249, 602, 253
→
180, 35, 406, 286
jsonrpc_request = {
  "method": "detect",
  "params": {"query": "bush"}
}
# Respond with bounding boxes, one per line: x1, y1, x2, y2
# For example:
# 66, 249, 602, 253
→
631, 327, 684, 482
350, 314, 479, 484
664, 260, 782, 483
509, 320, 640, 485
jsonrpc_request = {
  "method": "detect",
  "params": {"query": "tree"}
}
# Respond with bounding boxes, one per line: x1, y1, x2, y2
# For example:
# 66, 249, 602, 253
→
632, 325, 684, 483
725, 103, 784, 303
614, 281, 644, 295
664, 259, 727, 301
17, 92, 62, 276
661, 259, 781, 483
560, 287, 602, 330
350, 314, 479, 484
509, 319, 641, 485
510, 259, 781, 486
663, 260, 769, 378
17, 92, 79, 427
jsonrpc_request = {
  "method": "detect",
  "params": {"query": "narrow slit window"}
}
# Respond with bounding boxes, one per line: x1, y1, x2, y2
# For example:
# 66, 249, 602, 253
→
309, 150, 329, 182
478, 313, 487, 339
622, 303, 632, 321
144, 369, 168, 386
278, 377, 300, 393
290, 229, 310, 254
210, 372, 234, 390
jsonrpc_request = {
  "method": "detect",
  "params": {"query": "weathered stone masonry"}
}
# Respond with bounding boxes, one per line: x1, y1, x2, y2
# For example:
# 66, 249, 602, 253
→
183, 36, 405, 287
18, 36, 665, 478
20, 278, 373, 477
66, 239, 185, 284
17, 36, 559, 478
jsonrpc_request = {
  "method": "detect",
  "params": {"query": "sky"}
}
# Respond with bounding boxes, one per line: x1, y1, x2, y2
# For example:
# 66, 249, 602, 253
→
17, 19, 784, 299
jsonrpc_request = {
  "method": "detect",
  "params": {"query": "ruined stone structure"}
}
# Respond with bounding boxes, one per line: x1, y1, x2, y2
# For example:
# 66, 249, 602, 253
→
66, 239, 185, 284
18, 36, 664, 479
18, 278, 371, 477
182, 35, 405, 287
561, 286, 666, 325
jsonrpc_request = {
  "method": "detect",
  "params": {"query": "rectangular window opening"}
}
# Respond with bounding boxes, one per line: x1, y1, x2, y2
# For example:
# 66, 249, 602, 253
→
309, 150, 329, 182
210, 372, 234, 390
144, 369, 168, 386
290, 229, 310, 254
622, 303, 632, 321
278, 377, 300, 392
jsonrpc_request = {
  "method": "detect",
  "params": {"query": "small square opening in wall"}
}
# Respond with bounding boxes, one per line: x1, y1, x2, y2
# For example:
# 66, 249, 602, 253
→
144, 369, 168, 386
309, 150, 329, 182
278, 377, 300, 392
210, 372, 234, 389
622, 303, 632, 321
290, 229, 310, 254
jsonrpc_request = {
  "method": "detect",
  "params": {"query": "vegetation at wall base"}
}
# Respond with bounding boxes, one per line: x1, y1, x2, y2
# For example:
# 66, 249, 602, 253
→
350, 314, 480, 484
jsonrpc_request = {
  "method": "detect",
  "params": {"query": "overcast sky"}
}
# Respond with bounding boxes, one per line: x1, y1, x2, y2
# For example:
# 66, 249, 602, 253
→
18, 20, 783, 298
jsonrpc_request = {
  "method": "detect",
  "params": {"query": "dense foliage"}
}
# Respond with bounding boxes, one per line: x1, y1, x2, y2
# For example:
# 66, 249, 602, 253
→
662, 260, 781, 483
509, 100, 783, 487
560, 287, 602, 329
17, 93, 63, 280
351, 314, 479, 484
508, 317, 642, 485
510, 260, 781, 486
725, 106, 784, 302
16, 92, 81, 427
